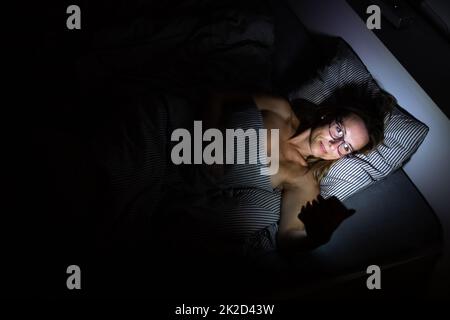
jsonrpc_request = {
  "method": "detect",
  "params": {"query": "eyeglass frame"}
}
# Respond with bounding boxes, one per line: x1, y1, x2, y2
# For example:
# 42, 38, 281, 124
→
328, 118, 355, 157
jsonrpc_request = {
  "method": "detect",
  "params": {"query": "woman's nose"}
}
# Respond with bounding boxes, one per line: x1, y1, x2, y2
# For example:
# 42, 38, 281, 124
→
328, 140, 338, 150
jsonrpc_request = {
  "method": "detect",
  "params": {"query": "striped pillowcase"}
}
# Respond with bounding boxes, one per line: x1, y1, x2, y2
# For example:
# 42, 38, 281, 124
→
288, 39, 429, 201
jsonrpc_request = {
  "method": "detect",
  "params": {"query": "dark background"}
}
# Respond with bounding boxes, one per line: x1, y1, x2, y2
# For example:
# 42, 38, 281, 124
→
347, 0, 450, 118
11, 0, 279, 300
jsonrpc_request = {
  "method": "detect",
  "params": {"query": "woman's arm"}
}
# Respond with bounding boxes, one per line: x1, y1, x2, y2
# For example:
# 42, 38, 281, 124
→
203, 91, 294, 128
278, 178, 357, 254
202, 91, 253, 129
252, 94, 294, 122
277, 178, 320, 253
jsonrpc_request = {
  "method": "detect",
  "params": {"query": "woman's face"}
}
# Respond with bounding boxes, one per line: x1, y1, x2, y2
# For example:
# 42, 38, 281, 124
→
309, 113, 369, 160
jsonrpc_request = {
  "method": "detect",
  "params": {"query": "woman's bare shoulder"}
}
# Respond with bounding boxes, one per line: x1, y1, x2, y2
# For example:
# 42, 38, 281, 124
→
252, 94, 293, 121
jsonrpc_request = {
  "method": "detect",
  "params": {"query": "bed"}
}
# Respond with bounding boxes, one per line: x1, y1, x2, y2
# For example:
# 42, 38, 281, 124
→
238, 0, 443, 299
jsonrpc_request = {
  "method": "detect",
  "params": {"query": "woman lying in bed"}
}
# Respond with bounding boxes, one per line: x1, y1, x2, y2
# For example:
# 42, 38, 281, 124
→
202, 87, 394, 254
93, 85, 394, 256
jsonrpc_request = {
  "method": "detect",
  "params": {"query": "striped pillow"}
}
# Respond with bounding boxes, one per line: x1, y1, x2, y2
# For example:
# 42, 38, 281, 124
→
288, 39, 429, 201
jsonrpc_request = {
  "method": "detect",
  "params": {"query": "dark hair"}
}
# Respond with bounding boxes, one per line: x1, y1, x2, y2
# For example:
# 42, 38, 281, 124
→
291, 83, 395, 181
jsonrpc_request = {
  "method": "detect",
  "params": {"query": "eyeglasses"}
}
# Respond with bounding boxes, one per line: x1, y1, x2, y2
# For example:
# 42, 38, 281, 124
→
328, 119, 354, 157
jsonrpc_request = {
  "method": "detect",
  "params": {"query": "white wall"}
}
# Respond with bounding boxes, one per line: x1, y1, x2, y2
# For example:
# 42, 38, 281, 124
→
286, 0, 450, 296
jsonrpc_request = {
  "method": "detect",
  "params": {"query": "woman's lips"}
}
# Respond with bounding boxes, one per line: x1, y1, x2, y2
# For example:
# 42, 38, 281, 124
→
320, 141, 327, 154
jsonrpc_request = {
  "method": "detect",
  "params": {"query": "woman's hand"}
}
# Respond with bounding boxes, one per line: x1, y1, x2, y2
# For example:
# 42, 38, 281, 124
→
298, 195, 355, 247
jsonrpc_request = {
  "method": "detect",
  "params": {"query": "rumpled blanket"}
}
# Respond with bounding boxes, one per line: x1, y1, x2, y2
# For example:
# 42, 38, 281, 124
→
84, 0, 279, 259
80, 0, 274, 98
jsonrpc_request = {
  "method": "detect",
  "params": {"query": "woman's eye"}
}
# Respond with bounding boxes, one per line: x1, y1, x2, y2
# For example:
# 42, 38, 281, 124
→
336, 126, 344, 137
343, 143, 350, 152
